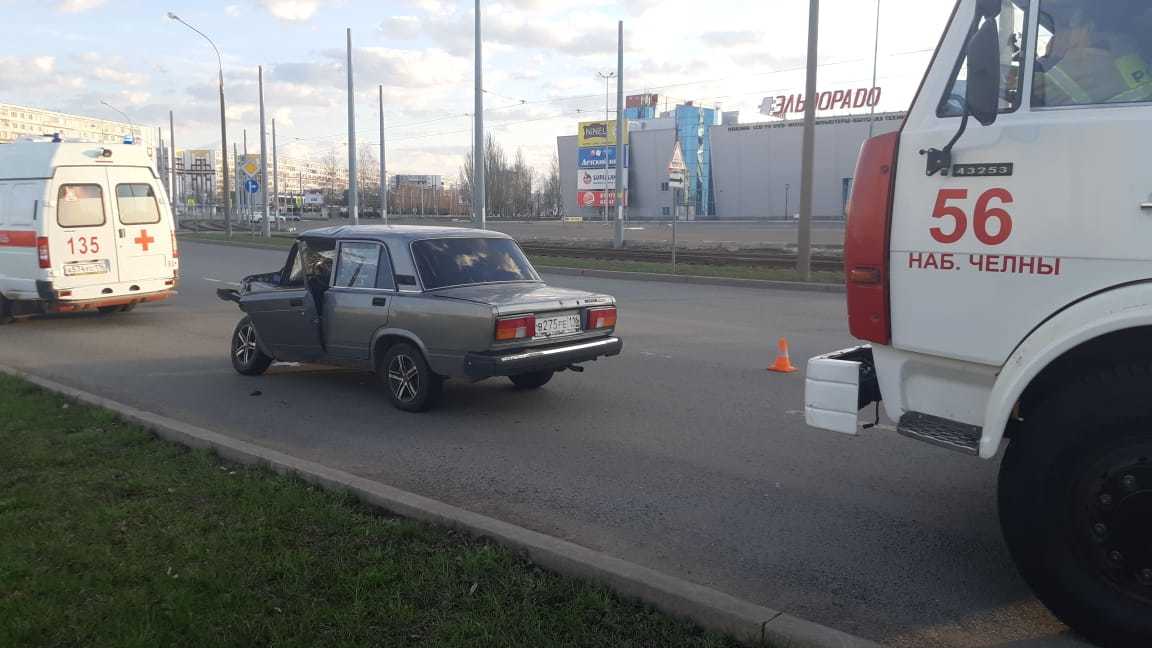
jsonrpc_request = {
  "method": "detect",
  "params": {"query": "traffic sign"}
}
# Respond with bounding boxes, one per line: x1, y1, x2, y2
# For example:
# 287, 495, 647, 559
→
245, 178, 259, 194
243, 161, 259, 176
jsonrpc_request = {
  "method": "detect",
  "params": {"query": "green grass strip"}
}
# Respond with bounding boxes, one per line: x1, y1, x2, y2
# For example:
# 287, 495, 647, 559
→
0, 374, 743, 648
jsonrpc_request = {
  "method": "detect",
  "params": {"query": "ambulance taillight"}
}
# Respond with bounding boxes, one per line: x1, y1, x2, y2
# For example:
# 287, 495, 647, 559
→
844, 132, 899, 345
36, 237, 50, 269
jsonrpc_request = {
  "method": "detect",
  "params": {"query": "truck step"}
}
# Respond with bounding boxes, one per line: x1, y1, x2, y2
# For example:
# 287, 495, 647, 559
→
897, 412, 981, 456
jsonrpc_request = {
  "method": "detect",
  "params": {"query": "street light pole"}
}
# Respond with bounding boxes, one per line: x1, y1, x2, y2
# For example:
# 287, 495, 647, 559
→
258, 65, 270, 239
797, 0, 820, 281
168, 12, 232, 237
597, 70, 616, 224
613, 21, 625, 249
379, 84, 388, 225
473, 0, 486, 228
99, 100, 138, 142
868, 0, 882, 138
346, 28, 359, 226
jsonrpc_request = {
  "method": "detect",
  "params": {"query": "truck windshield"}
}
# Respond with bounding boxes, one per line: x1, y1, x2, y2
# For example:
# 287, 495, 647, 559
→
412, 238, 537, 289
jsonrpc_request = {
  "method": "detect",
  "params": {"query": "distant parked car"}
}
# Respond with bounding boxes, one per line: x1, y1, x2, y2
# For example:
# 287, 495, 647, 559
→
217, 225, 623, 411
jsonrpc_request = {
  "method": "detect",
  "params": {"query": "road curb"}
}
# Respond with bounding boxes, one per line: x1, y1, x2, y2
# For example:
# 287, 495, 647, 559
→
178, 235, 845, 294
538, 266, 846, 294
1, 364, 878, 648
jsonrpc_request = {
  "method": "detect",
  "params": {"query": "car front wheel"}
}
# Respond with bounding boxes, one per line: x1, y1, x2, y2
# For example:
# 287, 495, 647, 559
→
231, 317, 273, 376
381, 343, 442, 412
0, 295, 13, 325
509, 370, 554, 390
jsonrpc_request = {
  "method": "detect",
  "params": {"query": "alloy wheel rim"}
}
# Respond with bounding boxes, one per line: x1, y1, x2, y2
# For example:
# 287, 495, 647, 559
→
234, 324, 257, 367
1076, 447, 1152, 605
387, 354, 420, 403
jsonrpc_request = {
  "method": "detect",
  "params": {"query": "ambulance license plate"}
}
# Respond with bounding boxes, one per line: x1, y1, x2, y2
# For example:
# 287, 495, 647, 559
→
535, 312, 581, 338
63, 260, 110, 276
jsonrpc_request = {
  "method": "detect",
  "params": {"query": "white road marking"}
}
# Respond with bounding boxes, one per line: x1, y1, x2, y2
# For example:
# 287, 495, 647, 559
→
638, 351, 674, 360
203, 277, 241, 286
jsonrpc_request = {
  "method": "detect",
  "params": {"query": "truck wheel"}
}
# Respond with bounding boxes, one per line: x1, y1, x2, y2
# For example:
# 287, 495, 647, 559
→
381, 343, 442, 412
509, 370, 554, 390
999, 363, 1152, 648
230, 317, 273, 376
0, 296, 13, 325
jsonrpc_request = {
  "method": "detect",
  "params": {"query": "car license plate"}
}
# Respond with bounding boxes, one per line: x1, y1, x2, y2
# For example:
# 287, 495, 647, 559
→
535, 312, 581, 338
63, 260, 110, 276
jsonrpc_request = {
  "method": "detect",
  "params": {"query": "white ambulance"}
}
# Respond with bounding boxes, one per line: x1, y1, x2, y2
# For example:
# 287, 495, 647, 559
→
0, 139, 178, 323
805, 0, 1152, 644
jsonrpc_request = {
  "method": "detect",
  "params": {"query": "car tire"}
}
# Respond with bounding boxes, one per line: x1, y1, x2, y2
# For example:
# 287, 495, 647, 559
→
97, 305, 121, 314
509, 370, 554, 390
381, 343, 442, 412
231, 316, 273, 376
998, 362, 1152, 648
119, 303, 136, 313
0, 295, 14, 325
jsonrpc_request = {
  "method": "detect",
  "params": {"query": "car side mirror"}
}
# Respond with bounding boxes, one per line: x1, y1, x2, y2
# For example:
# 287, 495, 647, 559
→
966, 18, 1001, 127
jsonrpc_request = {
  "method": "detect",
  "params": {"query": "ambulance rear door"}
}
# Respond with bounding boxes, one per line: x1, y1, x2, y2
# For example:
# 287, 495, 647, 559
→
50, 166, 121, 287
106, 165, 175, 283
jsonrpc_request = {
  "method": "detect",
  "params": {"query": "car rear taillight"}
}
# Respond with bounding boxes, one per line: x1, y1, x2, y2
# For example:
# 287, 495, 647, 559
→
495, 315, 535, 341
587, 306, 617, 330
171, 231, 179, 258
37, 237, 50, 268
845, 132, 899, 345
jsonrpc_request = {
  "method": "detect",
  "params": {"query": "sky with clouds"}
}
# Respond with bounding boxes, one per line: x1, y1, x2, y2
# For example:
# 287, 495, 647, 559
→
1, 0, 955, 180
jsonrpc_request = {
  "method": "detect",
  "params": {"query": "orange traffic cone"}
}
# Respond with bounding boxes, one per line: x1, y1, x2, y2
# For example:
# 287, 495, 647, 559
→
768, 338, 798, 373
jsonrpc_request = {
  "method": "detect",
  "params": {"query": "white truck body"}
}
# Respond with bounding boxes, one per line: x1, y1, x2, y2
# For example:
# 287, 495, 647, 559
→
805, 0, 1152, 644
0, 141, 178, 317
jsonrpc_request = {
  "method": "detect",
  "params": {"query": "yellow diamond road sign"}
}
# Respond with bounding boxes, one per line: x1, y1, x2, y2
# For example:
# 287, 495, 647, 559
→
243, 161, 258, 176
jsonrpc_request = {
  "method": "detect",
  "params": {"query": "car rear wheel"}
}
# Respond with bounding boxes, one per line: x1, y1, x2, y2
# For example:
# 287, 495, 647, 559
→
509, 370, 554, 390
999, 363, 1152, 648
97, 306, 121, 314
381, 343, 442, 412
231, 317, 273, 376
119, 303, 136, 313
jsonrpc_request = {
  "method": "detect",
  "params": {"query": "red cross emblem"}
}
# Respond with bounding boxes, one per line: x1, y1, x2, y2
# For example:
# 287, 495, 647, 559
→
134, 230, 155, 252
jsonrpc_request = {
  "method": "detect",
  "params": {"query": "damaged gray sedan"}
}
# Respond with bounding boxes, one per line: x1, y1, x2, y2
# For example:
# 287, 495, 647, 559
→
218, 225, 622, 411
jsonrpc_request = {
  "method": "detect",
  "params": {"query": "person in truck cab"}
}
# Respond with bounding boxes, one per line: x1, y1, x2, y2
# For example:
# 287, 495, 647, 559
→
1036, 0, 1152, 106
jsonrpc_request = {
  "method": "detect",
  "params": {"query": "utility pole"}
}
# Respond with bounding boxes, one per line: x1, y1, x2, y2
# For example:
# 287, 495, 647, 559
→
379, 84, 388, 225
258, 65, 270, 239
167, 113, 176, 223
233, 143, 241, 228
473, 0, 486, 228
613, 20, 625, 249
797, 0, 819, 281
597, 70, 616, 224
346, 28, 359, 225
272, 117, 279, 231
868, 0, 881, 138
243, 129, 248, 219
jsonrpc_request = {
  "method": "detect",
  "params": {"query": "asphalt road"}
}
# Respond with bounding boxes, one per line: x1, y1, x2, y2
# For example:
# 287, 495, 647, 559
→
264, 217, 849, 249
0, 241, 1090, 648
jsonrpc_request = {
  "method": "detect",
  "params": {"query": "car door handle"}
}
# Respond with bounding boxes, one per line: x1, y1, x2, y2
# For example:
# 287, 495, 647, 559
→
288, 298, 303, 307
372, 297, 387, 307
1142, 202, 1152, 210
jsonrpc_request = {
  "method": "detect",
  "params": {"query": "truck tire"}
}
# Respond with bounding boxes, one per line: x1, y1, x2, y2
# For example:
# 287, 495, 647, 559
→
509, 370, 554, 390
230, 317, 273, 376
999, 363, 1152, 648
380, 343, 442, 413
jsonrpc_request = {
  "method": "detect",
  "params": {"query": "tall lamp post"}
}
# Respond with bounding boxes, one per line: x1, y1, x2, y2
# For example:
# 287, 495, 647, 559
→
99, 100, 138, 142
597, 71, 616, 224
168, 12, 232, 237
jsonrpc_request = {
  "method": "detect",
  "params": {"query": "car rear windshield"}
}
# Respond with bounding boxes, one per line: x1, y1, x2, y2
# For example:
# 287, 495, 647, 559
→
411, 237, 537, 289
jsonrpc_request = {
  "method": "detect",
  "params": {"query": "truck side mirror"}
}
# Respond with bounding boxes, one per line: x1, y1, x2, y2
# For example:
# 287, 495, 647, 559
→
966, 19, 1001, 127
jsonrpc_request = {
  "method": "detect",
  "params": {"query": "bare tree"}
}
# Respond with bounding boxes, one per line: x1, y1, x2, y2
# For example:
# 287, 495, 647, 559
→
357, 144, 378, 212
321, 150, 343, 205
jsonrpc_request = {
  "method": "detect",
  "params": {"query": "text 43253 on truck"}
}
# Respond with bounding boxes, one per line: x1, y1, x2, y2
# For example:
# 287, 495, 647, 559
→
805, 0, 1152, 646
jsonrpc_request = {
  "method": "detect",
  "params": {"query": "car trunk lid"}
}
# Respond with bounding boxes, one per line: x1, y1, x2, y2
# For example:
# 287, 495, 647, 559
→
433, 283, 613, 316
